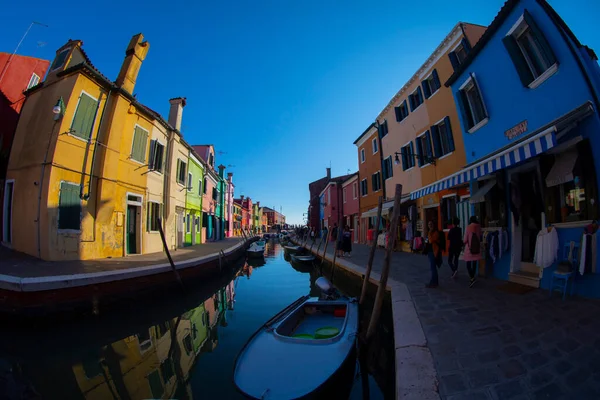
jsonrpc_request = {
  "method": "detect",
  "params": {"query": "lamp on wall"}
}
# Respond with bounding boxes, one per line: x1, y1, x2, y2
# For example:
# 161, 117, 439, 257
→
394, 151, 436, 167
52, 97, 65, 121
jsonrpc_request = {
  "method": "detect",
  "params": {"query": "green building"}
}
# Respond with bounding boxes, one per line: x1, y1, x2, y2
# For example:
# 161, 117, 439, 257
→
184, 152, 204, 245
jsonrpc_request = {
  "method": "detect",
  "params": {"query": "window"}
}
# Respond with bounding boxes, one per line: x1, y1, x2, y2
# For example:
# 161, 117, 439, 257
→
408, 87, 424, 111
58, 182, 81, 230
50, 48, 70, 71
198, 179, 202, 195
503, 11, 557, 88
187, 172, 193, 191
160, 360, 175, 383
371, 172, 381, 192
400, 142, 416, 171
186, 214, 191, 233
422, 69, 441, 99
383, 156, 393, 180
176, 159, 187, 185
147, 202, 162, 232
131, 125, 149, 163
377, 120, 389, 138
458, 76, 489, 132
394, 100, 409, 122
353, 182, 358, 199
416, 131, 433, 167
209, 153, 214, 168
372, 138, 378, 154
203, 178, 207, 194
148, 140, 165, 173
441, 196, 457, 229
27, 73, 40, 89
148, 370, 163, 399
449, 39, 471, 71
360, 148, 365, 163
430, 117, 455, 158
70, 92, 99, 141
212, 187, 218, 201
360, 179, 368, 196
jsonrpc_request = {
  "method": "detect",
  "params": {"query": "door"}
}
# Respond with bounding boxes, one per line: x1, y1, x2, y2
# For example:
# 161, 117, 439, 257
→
2, 181, 14, 244
354, 215, 359, 243
176, 211, 184, 248
126, 205, 137, 254
519, 170, 543, 263
456, 199, 471, 238
424, 207, 439, 234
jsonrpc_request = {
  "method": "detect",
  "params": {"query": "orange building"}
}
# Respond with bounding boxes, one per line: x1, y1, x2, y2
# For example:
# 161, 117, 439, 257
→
379, 22, 486, 245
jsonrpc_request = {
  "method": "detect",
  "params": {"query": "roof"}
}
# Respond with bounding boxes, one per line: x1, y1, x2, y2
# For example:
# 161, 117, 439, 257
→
353, 123, 376, 145
341, 172, 359, 185
445, 0, 592, 86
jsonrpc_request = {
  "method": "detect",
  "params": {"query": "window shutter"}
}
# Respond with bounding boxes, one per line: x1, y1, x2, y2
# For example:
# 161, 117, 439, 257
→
409, 95, 415, 111
422, 80, 431, 99
523, 10, 557, 66
148, 140, 156, 169
71, 94, 98, 140
432, 69, 441, 91
417, 87, 424, 104
502, 35, 535, 86
416, 139, 423, 167
176, 160, 181, 182
473, 78, 489, 119
384, 120, 388, 135
387, 157, 393, 178
371, 174, 376, 191
58, 182, 80, 230
461, 38, 472, 53
444, 116, 455, 152
449, 52, 459, 71
430, 125, 442, 158
131, 127, 148, 162
409, 142, 416, 168
425, 131, 433, 160
394, 106, 402, 122
458, 90, 475, 130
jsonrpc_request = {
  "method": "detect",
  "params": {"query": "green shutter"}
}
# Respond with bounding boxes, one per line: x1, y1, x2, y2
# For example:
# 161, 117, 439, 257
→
70, 93, 98, 140
148, 140, 156, 169
58, 182, 81, 230
131, 126, 149, 162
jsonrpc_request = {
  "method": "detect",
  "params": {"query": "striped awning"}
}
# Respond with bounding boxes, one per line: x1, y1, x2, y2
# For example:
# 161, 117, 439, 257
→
410, 126, 557, 200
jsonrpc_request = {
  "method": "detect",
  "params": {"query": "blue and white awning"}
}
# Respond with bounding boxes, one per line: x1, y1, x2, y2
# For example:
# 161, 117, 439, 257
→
410, 127, 557, 200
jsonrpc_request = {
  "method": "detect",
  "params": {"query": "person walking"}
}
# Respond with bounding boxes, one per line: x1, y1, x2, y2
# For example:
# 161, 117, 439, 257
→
463, 216, 482, 288
426, 220, 442, 288
447, 217, 463, 279
342, 225, 352, 257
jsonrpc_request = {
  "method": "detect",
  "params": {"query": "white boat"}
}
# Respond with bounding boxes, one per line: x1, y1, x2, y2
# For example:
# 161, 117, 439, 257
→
233, 278, 358, 399
247, 241, 265, 258
290, 254, 315, 263
283, 245, 302, 253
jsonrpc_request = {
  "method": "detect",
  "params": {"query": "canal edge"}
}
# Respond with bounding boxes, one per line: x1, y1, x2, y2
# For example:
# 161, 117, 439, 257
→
293, 238, 440, 400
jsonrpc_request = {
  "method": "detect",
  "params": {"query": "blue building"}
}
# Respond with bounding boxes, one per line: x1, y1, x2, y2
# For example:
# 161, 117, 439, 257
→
415, 0, 600, 297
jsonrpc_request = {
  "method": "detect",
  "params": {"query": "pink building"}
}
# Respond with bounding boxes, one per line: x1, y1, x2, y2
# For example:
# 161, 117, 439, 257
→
319, 173, 355, 232
225, 172, 234, 237
341, 173, 359, 242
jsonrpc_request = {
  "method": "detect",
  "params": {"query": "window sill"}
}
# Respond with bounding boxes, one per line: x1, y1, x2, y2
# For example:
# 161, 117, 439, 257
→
129, 157, 146, 166
411, 104, 424, 113
428, 89, 440, 99
57, 229, 81, 234
467, 117, 489, 134
528, 63, 558, 89
403, 167, 415, 172
150, 169, 164, 175
421, 163, 433, 169
148, 231, 160, 234
372, 150, 378, 155
437, 151, 455, 161
67, 132, 92, 144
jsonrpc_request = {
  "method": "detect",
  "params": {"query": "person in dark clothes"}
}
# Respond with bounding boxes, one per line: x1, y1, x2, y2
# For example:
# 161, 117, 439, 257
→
447, 217, 462, 279
342, 225, 352, 257
426, 220, 442, 288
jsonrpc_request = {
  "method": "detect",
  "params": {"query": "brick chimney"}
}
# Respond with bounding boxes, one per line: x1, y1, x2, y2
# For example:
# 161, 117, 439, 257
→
116, 33, 149, 94
240, 195, 244, 201
168, 97, 186, 131
326, 167, 331, 179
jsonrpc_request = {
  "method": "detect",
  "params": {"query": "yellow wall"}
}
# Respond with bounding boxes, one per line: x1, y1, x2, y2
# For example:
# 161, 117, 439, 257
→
144, 123, 169, 254
166, 133, 188, 250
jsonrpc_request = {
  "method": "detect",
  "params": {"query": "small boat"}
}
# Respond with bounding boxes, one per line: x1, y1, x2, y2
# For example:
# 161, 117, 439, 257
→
233, 278, 358, 399
290, 254, 315, 263
283, 245, 302, 253
247, 242, 265, 258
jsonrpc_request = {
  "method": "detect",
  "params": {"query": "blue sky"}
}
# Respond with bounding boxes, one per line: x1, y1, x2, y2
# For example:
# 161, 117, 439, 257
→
2, 0, 598, 224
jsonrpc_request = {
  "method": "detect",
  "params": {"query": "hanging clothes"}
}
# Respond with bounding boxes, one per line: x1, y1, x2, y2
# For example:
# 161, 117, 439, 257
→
406, 222, 414, 242
533, 227, 559, 268
510, 182, 522, 226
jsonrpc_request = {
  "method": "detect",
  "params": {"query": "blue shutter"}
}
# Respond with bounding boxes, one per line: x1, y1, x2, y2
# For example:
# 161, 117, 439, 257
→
461, 38, 472, 53
388, 157, 393, 178
444, 116, 455, 152
422, 80, 431, 99
449, 52, 459, 71
394, 106, 402, 122
417, 87, 424, 105
457, 90, 474, 130
416, 139, 424, 167
402, 100, 408, 118
409, 95, 415, 111
401, 147, 408, 171
432, 69, 441, 91
523, 10, 557, 66
384, 120, 388, 135
502, 35, 534, 86
425, 131, 433, 160
409, 142, 416, 168
430, 124, 442, 158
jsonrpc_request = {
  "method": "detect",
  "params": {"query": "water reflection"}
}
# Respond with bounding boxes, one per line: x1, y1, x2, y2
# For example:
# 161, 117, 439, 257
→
0, 242, 389, 399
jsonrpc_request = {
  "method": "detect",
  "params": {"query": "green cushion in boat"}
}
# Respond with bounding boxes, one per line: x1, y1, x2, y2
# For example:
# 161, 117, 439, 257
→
315, 327, 340, 339
293, 333, 314, 339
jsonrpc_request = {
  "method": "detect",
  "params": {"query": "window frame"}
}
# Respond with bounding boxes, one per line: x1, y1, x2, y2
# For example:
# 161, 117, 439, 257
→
371, 171, 382, 192
372, 138, 378, 154
416, 130, 433, 168
360, 178, 368, 197
409, 87, 424, 111
400, 141, 415, 171
147, 201, 162, 232
26, 73, 40, 89
186, 214, 191, 234
130, 124, 150, 164
458, 75, 489, 134
343, 187, 347, 203
422, 69, 441, 99
352, 182, 358, 199
57, 181, 81, 232
148, 139, 165, 174
50, 48, 70, 72
383, 156, 393, 180
360, 148, 365, 164
187, 172, 193, 192
68, 90, 99, 143
395, 100, 410, 123
176, 159, 187, 186
198, 179, 203, 196
430, 117, 454, 159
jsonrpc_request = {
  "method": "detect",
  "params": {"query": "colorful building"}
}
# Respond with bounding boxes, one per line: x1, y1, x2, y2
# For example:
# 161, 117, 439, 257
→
319, 173, 355, 231
441, 0, 600, 294
184, 152, 204, 246
216, 164, 226, 240
232, 201, 242, 236
193, 145, 221, 242
378, 23, 486, 249
225, 172, 234, 237
307, 168, 331, 230
0, 53, 50, 244
354, 124, 384, 243
341, 173, 359, 242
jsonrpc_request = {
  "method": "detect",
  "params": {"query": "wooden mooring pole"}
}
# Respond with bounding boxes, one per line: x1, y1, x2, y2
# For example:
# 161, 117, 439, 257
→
157, 218, 186, 295
366, 184, 402, 342
320, 226, 333, 265
330, 223, 345, 283
359, 196, 383, 305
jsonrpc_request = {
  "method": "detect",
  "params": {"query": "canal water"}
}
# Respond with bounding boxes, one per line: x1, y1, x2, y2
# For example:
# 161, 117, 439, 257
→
0, 241, 394, 399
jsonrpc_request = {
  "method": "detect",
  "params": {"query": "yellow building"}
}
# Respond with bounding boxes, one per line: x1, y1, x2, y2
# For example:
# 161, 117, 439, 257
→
4, 34, 183, 260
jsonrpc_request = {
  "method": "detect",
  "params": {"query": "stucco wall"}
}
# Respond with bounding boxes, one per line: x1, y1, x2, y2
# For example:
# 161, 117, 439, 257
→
357, 128, 383, 213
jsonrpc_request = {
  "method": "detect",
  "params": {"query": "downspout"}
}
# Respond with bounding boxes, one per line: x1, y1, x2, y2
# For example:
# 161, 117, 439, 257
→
374, 120, 387, 201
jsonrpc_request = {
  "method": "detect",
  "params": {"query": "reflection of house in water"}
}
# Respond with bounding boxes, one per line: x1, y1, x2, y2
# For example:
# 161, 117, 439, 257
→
225, 279, 235, 311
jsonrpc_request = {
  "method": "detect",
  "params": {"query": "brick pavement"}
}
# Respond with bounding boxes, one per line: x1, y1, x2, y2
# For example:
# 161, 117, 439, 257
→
310, 238, 600, 400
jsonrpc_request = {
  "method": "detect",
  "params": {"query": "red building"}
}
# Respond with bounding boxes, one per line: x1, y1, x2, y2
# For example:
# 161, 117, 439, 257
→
320, 173, 355, 232
341, 173, 359, 242
234, 195, 252, 232
0, 53, 50, 242
307, 168, 331, 229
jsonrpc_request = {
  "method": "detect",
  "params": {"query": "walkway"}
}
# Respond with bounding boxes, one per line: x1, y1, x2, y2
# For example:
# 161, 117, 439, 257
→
305, 238, 600, 400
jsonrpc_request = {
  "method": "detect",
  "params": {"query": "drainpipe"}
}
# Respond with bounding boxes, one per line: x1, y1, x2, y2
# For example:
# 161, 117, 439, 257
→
37, 120, 59, 259
374, 120, 387, 201
83, 89, 111, 200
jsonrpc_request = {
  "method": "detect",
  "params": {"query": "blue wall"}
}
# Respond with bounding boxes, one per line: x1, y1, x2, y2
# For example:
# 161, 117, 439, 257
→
450, 0, 600, 164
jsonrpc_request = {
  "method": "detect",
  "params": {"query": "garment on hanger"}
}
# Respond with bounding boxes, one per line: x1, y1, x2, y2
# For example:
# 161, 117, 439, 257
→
510, 182, 522, 226
406, 222, 414, 242
534, 227, 559, 268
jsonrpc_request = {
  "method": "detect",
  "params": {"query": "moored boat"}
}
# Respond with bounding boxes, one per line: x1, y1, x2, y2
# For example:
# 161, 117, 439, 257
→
233, 278, 358, 399
247, 242, 265, 258
283, 245, 302, 253
290, 254, 315, 263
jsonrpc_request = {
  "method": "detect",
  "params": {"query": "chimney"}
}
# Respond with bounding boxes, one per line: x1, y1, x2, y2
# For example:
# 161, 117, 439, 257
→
116, 33, 149, 94
257, 202, 260, 208
218, 164, 225, 178
240, 195, 245, 201
227, 172, 233, 182
168, 97, 186, 131
326, 167, 331, 179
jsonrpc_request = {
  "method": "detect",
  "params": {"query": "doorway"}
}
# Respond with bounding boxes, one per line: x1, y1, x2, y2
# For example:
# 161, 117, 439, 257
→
176, 210, 184, 248
456, 197, 472, 238
2, 180, 14, 244
424, 206, 439, 234
519, 170, 544, 263
126, 205, 139, 254
353, 215, 359, 243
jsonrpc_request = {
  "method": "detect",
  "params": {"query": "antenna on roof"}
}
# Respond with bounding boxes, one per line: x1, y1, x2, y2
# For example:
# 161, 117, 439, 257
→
0, 21, 48, 85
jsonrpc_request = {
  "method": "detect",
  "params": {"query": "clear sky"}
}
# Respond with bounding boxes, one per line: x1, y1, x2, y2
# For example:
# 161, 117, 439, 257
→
1, 0, 598, 224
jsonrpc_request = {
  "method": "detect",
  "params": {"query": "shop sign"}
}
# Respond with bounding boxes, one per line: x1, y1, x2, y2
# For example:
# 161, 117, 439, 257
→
505, 120, 527, 140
